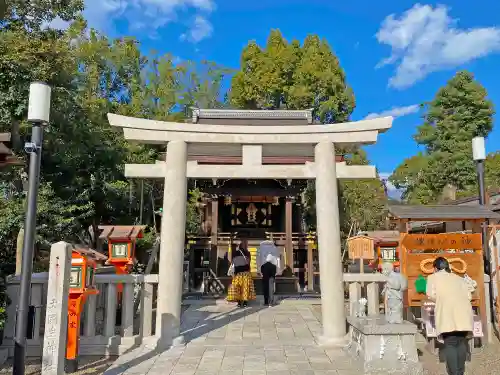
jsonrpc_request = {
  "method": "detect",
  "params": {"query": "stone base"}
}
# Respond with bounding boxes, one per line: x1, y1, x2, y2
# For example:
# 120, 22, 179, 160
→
345, 316, 423, 375
318, 334, 349, 348
142, 334, 185, 351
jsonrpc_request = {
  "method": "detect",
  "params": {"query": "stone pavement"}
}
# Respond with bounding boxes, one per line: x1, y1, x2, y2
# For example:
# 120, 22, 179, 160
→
103, 302, 500, 375
104, 303, 363, 375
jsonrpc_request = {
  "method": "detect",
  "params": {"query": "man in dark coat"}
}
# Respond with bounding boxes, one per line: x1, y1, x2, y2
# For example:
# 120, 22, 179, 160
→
261, 254, 277, 307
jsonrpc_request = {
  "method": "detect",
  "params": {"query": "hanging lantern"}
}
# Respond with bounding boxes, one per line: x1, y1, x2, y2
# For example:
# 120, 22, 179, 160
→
272, 196, 279, 206
224, 195, 232, 206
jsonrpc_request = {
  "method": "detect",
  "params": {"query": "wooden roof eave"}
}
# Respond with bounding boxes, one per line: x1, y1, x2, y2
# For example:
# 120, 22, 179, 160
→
0, 156, 23, 167
388, 204, 500, 222
98, 225, 146, 240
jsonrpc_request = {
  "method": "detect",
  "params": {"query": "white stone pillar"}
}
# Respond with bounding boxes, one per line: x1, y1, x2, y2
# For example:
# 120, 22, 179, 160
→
156, 140, 188, 347
41, 242, 71, 375
314, 141, 346, 346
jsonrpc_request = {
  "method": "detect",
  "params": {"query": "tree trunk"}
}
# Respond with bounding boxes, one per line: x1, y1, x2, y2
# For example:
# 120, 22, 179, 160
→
15, 228, 24, 276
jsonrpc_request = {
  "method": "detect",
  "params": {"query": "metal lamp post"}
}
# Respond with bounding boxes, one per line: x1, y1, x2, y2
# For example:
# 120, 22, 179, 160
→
13, 82, 51, 375
472, 137, 487, 206
472, 136, 488, 266
472, 136, 494, 334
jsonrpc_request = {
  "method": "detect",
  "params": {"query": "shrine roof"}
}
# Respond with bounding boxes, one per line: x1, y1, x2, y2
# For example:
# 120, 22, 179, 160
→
191, 108, 314, 125
0, 132, 22, 167
73, 247, 108, 261
388, 205, 500, 221
98, 225, 146, 240
358, 230, 400, 243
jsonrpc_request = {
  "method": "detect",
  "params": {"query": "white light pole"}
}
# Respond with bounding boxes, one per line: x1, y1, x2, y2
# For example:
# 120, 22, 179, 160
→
13, 82, 51, 375
472, 136, 487, 205
472, 136, 494, 339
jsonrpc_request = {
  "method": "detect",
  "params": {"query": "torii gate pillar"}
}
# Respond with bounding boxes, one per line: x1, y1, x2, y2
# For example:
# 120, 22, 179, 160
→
315, 141, 346, 345
156, 140, 188, 348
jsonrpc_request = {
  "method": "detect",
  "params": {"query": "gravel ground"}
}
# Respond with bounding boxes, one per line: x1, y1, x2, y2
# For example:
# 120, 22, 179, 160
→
419, 341, 500, 375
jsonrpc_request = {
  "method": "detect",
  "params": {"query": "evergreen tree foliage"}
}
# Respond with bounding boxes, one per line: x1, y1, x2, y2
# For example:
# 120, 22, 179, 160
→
231, 30, 387, 236
390, 71, 495, 203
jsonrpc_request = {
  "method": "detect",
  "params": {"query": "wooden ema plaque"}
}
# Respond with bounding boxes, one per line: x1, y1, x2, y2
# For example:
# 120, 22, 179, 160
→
400, 232, 485, 311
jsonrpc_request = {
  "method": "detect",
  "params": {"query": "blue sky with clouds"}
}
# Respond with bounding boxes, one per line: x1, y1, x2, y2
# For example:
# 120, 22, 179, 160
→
75, 0, 500, 187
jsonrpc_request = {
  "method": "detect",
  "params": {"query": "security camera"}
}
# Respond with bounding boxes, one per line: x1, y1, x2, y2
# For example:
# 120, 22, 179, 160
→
24, 142, 39, 154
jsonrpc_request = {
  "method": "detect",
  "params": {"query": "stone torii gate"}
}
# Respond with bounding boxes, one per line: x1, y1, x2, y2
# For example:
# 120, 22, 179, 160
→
108, 111, 392, 348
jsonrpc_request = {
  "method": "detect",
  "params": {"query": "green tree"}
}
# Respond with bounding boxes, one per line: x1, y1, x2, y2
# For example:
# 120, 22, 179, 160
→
230, 30, 355, 123
231, 29, 386, 237
1, 0, 83, 29
485, 152, 500, 192
390, 71, 495, 203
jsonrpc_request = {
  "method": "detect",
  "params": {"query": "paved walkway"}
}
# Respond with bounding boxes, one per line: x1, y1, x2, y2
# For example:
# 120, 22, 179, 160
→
104, 303, 362, 375
103, 302, 500, 375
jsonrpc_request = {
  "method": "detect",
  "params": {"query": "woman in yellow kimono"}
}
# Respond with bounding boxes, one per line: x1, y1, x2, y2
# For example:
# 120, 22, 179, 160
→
227, 239, 256, 307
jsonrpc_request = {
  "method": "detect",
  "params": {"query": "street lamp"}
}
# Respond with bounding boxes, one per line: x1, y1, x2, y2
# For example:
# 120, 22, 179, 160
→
13, 82, 51, 375
472, 136, 494, 335
472, 136, 487, 205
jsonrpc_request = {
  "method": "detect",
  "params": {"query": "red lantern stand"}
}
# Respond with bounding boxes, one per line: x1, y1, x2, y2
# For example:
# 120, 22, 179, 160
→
67, 250, 99, 373
99, 225, 145, 293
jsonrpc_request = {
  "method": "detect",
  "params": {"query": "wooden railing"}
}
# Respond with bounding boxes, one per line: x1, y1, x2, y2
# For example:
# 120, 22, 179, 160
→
2, 273, 159, 357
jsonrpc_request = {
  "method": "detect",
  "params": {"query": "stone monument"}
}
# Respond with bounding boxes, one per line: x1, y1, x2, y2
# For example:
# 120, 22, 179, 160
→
41, 242, 72, 375
345, 263, 422, 375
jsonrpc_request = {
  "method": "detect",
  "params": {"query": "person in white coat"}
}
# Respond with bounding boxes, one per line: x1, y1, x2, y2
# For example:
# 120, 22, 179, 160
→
426, 257, 473, 375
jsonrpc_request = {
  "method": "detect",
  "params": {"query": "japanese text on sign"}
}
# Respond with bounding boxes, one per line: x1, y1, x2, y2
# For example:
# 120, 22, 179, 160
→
401, 234, 481, 250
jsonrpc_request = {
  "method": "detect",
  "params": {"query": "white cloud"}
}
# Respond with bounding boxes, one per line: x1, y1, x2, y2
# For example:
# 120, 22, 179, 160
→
43, 16, 72, 30
80, 0, 215, 42
180, 15, 213, 43
379, 173, 402, 200
364, 104, 419, 120
376, 4, 500, 88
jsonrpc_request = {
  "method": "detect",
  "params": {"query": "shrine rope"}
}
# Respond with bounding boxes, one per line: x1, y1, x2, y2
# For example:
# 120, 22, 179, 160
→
419, 257, 467, 274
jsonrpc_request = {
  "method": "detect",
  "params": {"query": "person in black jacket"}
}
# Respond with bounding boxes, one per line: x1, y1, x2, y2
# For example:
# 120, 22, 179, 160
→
261, 254, 277, 307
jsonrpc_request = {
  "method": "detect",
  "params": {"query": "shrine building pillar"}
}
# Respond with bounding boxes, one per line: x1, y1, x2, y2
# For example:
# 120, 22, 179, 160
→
156, 140, 188, 347
314, 141, 346, 346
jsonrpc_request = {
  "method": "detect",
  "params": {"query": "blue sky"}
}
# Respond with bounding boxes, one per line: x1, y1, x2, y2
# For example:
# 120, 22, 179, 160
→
75, 0, 500, 182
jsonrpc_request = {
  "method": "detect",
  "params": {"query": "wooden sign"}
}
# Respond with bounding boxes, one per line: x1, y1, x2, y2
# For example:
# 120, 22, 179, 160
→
401, 234, 482, 251
347, 236, 375, 260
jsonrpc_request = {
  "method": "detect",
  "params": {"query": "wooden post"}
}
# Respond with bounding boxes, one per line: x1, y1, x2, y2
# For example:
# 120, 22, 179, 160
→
211, 195, 218, 247
285, 197, 293, 268
211, 196, 219, 273
66, 295, 85, 372
307, 241, 314, 290
490, 225, 500, 331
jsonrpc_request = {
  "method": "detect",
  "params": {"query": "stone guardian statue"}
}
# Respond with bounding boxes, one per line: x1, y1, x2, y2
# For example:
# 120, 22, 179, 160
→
381, 262, 408, 324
